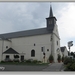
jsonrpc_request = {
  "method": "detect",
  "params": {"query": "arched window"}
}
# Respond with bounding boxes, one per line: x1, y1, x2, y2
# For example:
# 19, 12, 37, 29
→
31, 50, 35, 57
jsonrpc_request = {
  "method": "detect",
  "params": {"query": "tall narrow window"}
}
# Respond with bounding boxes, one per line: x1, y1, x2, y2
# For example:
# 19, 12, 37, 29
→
31, 50, 35, 57
41, 47, 43, 52
57, 41, 58, 45
41, 47, 45, 53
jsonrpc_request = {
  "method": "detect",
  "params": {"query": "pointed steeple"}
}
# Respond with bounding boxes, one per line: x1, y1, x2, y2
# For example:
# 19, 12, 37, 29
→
46, 3, 57, 31
49, 4, 53, 17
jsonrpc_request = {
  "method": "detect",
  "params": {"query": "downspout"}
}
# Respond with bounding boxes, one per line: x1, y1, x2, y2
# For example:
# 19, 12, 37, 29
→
51, 33, 53, 55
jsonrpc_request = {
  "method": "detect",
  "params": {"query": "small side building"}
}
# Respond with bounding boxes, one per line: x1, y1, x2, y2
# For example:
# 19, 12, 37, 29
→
60, 46, 68, 57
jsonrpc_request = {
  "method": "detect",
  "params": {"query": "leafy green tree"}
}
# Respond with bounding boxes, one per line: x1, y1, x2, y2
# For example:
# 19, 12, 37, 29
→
71, 52, 74, 56
73, 54, 75, 58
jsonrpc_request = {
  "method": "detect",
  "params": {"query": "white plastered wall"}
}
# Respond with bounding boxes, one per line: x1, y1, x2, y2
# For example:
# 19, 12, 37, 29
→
52, 24, 61, 62
63, 47, 68, 57
10, 34, 52, 63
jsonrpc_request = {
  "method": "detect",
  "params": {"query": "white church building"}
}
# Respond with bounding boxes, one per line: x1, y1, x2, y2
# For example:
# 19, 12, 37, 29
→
0, 5, 67, 63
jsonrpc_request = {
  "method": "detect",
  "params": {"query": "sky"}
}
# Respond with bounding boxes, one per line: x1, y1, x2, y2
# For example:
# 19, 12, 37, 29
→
0, 2, 75, 52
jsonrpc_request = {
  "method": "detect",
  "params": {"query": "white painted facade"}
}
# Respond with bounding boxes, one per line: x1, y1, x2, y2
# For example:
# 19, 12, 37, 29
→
0, 5, 68, 63
0, 34, 52, 62
11, 34, 52, 62
0, 24, 61, 63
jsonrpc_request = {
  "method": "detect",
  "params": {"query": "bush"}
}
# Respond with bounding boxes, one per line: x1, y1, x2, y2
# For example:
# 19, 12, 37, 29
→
13, 59, 19, 62
70, 63, 75, 71
63, 57, 70, 65
65, 63, 75, 71
49, 54, 54, 63
63, 56, 75, 71
5, 58, 13, 62
25, 59, 42, 64
57, 54, 61, 62
1, 61, 5, 63
38, 61, 42, 63
32, 60, 38, 63
26, 59, 32, 63
66, 63, 72, 71
62, 56, 64, 62
63, 56, 75, 65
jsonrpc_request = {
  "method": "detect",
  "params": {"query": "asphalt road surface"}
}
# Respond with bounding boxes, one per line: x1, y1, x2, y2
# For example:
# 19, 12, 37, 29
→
42, 63, 64, 71
0, 63, 64, 71
0, 65, 48, 71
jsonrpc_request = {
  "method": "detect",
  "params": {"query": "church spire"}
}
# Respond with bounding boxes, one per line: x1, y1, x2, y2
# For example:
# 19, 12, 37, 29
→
49, 4, 53, 17
46, 3, 57, 31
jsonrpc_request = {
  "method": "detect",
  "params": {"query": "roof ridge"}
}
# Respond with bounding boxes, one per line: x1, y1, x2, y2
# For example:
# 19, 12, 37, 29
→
0, 27, 46, 35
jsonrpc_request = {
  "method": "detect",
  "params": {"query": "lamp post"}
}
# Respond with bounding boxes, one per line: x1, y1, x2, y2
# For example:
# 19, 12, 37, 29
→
68, 41, 73, 56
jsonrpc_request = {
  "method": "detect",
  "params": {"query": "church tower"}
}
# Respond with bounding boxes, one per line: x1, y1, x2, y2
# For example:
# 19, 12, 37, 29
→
46, 4, 61, 62
46, 5, 57, 31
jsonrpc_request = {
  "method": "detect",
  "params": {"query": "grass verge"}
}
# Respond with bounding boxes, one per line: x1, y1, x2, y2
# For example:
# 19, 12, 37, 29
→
0, 62, 49, 66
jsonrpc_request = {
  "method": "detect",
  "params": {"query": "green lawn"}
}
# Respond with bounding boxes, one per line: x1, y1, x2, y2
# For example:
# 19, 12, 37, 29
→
0, 62, 49, 66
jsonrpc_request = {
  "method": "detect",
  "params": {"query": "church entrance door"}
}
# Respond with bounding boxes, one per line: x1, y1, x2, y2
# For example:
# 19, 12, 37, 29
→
21, 55, 24, 62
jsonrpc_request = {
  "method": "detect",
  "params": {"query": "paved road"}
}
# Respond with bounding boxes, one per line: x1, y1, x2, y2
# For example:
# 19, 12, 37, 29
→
42, 62, 64, 71
0, 63, 64, 71
0, 65, 48, 71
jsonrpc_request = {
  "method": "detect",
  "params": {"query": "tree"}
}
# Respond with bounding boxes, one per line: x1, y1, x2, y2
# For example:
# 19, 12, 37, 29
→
73, 54, 75, 58
71, 52, 74, 56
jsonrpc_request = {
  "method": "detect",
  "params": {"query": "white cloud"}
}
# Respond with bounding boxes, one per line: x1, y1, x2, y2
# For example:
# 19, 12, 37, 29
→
58, 3, 75, 38
57, 3, 75, 52
0, 2, 75, 52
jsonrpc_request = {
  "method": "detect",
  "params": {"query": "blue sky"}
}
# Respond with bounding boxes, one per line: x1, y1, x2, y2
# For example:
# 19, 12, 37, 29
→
0, 2, 75, 52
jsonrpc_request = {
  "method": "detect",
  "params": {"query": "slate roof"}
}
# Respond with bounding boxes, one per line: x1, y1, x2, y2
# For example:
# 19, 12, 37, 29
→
0, 27, 53, 39
60, 46, 66, 52
3, 48, 19, 54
